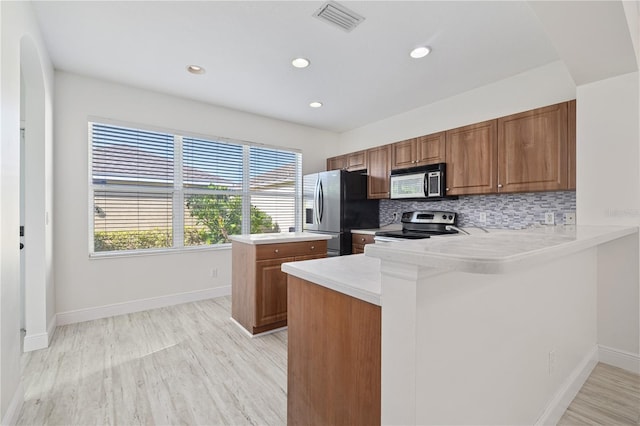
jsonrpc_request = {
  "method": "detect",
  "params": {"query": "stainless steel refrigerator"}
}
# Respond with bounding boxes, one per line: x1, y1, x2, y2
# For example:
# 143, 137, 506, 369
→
303, 170, 379, 256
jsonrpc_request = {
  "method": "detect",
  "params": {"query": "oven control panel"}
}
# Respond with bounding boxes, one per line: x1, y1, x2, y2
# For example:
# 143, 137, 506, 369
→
401, 211, 457, 225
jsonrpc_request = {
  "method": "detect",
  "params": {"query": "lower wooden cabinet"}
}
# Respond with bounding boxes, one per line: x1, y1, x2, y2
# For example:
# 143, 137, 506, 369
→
232, 239, 327, 335
352, 232, 375, 254
288, 275, 381, 426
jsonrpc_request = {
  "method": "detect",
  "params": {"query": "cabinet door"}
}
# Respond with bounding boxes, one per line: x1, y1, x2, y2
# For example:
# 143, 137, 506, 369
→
497, 102, 568, 193
327, 155, 346, 171
445, 120, 498, 195
391, 139, 416, 170
367, 145, 391, 199
568, 100, 576, 190
416, 132, 446, 165
346, 150, 367, 171
255, 257, 294, 327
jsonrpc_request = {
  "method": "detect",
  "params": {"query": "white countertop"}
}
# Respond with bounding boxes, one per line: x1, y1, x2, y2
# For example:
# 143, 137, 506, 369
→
366, 225, 638, 274
282, 255, 382, 306
229, 232, 333, 245
281, 225, 638, 304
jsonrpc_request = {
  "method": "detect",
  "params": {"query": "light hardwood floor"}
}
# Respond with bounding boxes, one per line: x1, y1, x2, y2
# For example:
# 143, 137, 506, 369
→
558, 363, 640, 426
17, 297, 287, 425
17, 296, 640, 425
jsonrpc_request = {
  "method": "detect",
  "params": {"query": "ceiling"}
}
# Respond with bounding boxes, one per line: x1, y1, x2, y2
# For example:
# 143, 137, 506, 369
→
31, 1, 637, 133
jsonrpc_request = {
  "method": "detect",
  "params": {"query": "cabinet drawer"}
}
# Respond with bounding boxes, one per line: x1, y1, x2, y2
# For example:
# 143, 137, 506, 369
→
352, 233, 375, 246
256, 240, 327, 260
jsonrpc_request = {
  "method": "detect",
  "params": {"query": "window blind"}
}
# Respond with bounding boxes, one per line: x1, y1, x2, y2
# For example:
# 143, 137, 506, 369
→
89, 122, 302, 254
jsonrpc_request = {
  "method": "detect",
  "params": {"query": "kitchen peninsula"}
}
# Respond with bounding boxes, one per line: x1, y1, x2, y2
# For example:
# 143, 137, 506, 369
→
282, 226, 639, 425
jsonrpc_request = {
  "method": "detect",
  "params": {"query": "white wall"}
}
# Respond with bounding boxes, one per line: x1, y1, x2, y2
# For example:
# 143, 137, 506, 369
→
337, 60, 576, 152
1, 0, 55, 423
576, 72, 640, 226
54, 72, 338, 316
576, 72, 640, 361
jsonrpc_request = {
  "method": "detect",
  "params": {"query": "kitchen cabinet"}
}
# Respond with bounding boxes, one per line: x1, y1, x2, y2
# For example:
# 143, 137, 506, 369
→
351, 232, 375, 254
231, 239, 327, 335
287, 275, 381, 426
568, 100, 576, 190
367, 145, 391, 199
445, 120, 498, 195
327, 100, 576, 197
391, 132, 446, 170
497, 102, 568, 193
326, 155, 346, 171
326, 150, 368, 171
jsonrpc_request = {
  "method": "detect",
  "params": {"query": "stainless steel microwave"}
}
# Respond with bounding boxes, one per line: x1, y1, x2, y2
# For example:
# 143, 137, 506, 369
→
389, 163, 447, 199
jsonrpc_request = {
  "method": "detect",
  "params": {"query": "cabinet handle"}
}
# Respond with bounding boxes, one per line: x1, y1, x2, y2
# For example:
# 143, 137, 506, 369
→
361, 237, 366, 242
274, 249, 279, 253
310, 246, 315, 250
497, 184, 503, 188
446, 187, 450, 191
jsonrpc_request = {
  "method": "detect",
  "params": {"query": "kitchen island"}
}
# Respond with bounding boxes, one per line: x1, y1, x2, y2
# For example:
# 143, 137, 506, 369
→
282, 225, 639, 425
230, 232, 331, 335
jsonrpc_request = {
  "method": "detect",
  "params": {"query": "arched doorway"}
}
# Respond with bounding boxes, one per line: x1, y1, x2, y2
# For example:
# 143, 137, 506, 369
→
20, 35, 51, 352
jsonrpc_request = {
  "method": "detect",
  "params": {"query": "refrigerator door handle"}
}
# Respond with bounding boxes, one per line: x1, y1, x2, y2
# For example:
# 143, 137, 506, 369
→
318, 180, 324, 223
314, 178, 320, 224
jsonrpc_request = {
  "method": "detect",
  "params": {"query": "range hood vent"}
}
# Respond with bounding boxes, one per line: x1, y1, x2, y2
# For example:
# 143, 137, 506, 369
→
313, 1, 365, 33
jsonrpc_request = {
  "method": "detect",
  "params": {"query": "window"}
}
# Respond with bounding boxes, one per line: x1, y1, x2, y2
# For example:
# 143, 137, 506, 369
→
90, 122, 302, 254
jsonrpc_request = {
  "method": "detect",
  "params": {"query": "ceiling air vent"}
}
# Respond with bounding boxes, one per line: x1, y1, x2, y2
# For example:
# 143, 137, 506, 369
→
313, 1, 365, 33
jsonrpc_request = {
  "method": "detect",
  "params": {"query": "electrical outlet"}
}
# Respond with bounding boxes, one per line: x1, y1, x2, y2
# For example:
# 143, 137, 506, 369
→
564, 212, 576, 225
479, 212, 487, 223
392, 212, 400, 222
544, 212, 555, 225
548, 349, 557, 375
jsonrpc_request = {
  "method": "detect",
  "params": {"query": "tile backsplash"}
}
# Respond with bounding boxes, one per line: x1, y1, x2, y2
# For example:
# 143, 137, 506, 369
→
380, 191, 576, 229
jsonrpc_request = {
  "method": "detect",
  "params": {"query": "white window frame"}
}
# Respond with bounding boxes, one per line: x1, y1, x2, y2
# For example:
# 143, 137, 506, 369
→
88, 120, 302, 258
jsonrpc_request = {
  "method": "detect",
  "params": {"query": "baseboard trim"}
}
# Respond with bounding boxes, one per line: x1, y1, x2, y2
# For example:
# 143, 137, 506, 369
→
534, 345, 598, 426
56, 285, 231, 325
1, 382, 24, 426
23, 331, 48, 352
23, 314, 58, 352
598, 344, 640, 374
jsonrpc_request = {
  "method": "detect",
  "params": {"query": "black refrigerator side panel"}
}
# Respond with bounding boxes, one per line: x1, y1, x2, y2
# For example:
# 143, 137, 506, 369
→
342, 171, 380, 230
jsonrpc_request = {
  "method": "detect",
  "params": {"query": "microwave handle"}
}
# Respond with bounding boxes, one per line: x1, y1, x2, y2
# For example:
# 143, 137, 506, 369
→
424, 173, 429, 196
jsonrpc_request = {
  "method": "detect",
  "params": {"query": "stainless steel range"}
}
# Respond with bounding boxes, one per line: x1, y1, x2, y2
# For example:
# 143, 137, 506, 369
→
374, 210, 460, 241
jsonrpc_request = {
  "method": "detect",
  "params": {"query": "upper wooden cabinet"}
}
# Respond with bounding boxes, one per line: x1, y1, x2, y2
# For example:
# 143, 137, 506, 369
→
391, 132, 446, 170
445, 120, 498, 196
568, 100, 576, 190
327, 150, 368, 171
367, 145, 391, 199
497, 102, 568, 193
326, 100, 576, 197
326, 155, 347, 171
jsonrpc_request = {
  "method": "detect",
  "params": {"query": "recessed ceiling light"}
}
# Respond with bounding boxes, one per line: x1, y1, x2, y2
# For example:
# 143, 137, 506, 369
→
410, 46, 432, 59
292, 57, 311, 68
309, 101, 323, 108
187, 65, 205, 74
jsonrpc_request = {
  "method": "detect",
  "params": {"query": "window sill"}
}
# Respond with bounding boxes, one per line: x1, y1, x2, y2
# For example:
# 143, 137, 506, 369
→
89, 243, 232, 260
